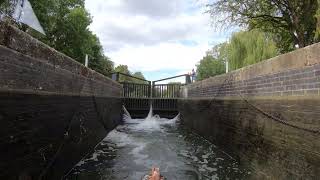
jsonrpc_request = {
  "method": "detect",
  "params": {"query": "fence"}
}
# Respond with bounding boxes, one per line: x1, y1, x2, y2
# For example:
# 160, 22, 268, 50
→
121, 82, 151, 98
111, 72, 191, 99
152, 84, 181, 98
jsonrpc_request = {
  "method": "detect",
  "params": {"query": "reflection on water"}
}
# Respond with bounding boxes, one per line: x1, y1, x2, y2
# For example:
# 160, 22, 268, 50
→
66, 107, 250, 180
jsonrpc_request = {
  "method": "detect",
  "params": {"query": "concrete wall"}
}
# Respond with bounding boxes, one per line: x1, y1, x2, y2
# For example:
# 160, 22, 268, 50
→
0, 22, 123, 179
179, 43, 320, 179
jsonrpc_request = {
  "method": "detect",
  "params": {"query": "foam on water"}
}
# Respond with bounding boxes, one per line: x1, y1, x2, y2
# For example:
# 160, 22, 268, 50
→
67, 105, 250, 180
104, 130, 133, 147
101, 106, 180, 167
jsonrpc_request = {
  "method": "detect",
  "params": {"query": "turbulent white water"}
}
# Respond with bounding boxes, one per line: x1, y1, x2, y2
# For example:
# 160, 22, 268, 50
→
67, 106, 249, 180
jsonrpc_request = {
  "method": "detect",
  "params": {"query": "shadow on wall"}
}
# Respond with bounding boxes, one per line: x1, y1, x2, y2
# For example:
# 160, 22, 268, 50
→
0, 93, 122, 179
178, 98, 320, 179
0, 22, 123, 179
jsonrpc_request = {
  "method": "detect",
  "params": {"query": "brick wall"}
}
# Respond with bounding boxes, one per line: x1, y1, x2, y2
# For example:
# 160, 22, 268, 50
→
179, 43, 320, 179
188, 64, 320, 98
0, 21, 121, 97
178, 98, 320, 179
0, 22, 123, 179
0, 46, 121, 97
186, 43, 320, 98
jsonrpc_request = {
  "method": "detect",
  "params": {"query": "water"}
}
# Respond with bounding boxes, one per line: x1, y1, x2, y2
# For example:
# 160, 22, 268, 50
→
66, 107, 250, 180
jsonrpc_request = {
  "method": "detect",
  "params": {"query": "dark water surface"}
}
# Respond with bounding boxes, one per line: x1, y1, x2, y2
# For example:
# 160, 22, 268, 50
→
66, 111, 250, 180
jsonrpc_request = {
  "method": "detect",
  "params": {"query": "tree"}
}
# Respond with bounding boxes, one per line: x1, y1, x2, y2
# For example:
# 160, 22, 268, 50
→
114, 65, 147, 83
53, 7, 92, 62
132, 72, 145, 80
32, 1, 114, 75
196, 52, 225, 81
0, 0, 17, 16
0, 0, 114, 76
195, 30, 278, 80
226, 30, 278, 70
28, 0, 85, 46
196, 43, 228, 81
207, 0, 318, 52
114, 65, 131, 82
114, 65, 148, 97
132, 72, 147, 83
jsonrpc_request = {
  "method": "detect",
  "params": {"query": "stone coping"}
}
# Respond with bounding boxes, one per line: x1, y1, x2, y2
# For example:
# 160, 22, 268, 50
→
179, 95, 320, 101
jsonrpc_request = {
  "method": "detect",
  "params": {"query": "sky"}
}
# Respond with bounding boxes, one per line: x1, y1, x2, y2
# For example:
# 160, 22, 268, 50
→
85, 0, 233, 82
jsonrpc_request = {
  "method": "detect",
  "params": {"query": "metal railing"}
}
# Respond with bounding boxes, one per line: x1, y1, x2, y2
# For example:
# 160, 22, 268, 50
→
111, 72, 150, 83
111, 72, 191, 98
152, 83, 181, 98
121, 82, 151, 98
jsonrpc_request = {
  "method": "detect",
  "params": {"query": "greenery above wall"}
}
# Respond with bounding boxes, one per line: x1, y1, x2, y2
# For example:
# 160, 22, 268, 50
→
0, 0, 126, 78
196, 43, 226, 81
207, 0, 319, 53
196, 30, 278, 80
114, 65, 147, 83
27, 0, 114, 76
196, 0, 320, 80
227, 30, 278, 71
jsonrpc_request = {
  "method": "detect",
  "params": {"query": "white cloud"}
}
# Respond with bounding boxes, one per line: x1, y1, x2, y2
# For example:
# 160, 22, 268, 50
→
85, 0, 231, 80
110, 42, 209, 72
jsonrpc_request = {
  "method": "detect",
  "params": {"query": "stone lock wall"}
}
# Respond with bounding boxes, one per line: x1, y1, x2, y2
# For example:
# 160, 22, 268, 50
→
0, 22, 123, 179
178, 43, 320, 179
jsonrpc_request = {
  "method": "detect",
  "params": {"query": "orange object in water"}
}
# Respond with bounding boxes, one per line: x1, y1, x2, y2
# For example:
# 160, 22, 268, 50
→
148, 167, 164, 180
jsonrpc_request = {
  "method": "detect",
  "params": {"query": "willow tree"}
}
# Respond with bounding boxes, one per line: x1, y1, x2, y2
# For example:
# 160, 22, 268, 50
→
207, 0, 318, 52
227, 30, 278, 70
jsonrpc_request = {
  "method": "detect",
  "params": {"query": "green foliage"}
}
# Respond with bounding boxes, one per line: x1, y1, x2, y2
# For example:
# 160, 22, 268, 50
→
196, 47, 225, 81
29, 0, 113, 75
0, 0, 114, 76
115, 65, 130, 82
208, 0, 318, 52
54, 7, 92, 61
132, 72, 146, 81
227, 30, 278, 70
0, 0, 16, 15
195, 30, 278, 80
115, 65, 147, 83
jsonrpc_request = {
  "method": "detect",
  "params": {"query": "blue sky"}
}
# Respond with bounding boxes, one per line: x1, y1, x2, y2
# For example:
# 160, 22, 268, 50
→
85, 0, 234, 82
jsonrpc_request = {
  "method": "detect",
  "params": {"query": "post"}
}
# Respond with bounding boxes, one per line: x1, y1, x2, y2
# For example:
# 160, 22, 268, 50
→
185, 75, 191, 84
148, 81, 152, 98
151, 82, 155, 98
225, 60, 229, 73
85, 54, 89, 67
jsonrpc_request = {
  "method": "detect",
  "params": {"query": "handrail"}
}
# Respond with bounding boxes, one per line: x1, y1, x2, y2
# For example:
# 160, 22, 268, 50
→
153, 74, 189, 83
153, 83, 185, 86
120, 82, 150, 85
111, 72, 150, 82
